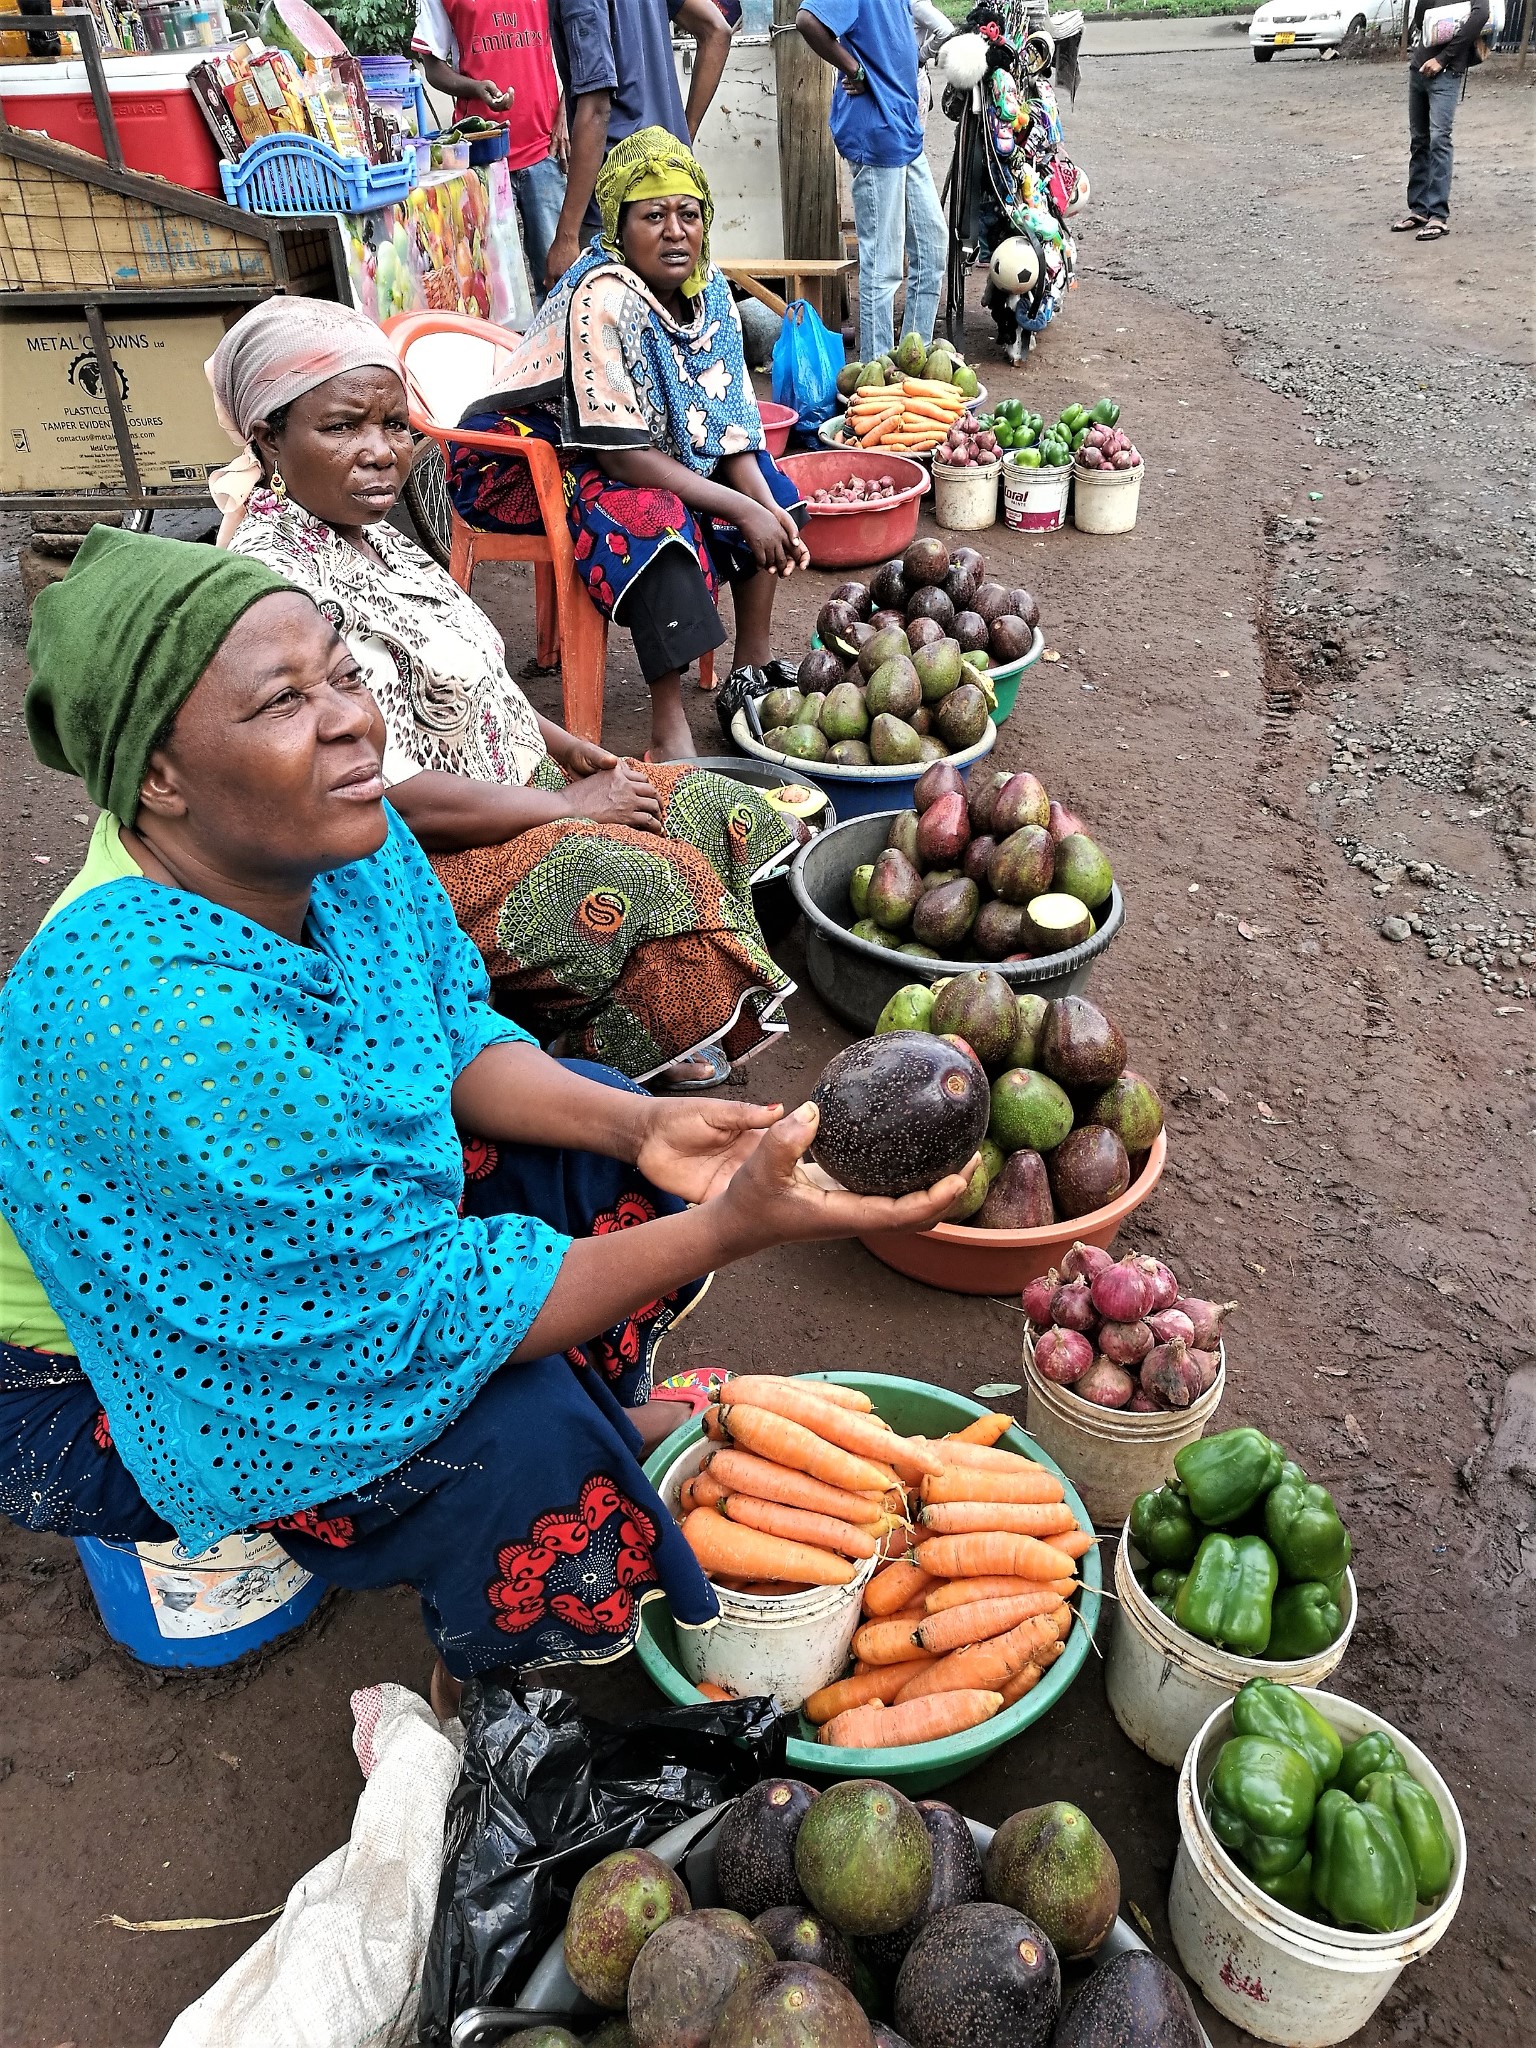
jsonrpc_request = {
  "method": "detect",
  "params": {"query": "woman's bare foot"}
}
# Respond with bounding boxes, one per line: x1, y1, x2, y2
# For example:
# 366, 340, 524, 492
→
429, 1653, 463, 1723
648, 671, 697, 761
627, 1397, 694, 1452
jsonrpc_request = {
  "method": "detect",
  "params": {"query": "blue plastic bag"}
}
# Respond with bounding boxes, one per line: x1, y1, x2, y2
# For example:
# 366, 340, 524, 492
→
771, 299, 844, 429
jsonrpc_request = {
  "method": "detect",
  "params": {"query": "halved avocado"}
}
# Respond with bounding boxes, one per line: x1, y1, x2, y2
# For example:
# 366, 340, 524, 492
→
763, 783, 829, 820
1024, 894, 1093, 952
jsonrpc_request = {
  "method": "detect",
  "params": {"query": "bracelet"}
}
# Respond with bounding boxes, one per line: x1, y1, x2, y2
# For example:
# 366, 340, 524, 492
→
845, 60, 866, 88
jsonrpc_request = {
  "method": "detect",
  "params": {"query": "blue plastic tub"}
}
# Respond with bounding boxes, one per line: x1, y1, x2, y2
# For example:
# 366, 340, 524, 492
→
75, 1531, 324, 1669
220, 133, 417, 216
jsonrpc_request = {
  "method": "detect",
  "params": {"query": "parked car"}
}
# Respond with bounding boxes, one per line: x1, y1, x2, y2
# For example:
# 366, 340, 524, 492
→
1249, 0, 1403, 58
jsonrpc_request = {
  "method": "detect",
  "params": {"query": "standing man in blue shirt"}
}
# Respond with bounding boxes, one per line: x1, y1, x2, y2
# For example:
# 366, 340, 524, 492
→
544, 0, 734, 289
796, 0, 946, 365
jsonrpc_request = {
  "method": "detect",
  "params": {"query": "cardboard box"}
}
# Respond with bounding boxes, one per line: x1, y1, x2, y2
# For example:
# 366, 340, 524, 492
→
0, 307, 234, 493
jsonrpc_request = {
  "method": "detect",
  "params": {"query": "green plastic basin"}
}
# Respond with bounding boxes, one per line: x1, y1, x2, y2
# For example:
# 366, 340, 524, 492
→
638, 1371, 1103, 1794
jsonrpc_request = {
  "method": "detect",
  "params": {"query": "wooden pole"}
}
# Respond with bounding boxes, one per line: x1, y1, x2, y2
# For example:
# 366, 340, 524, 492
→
1518, 0, 1532, 69
773, 0, 842, 311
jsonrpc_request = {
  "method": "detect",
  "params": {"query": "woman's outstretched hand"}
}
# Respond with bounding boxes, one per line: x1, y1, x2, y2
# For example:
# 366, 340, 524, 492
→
708, 1102, 977, 1257
635, 1096, 783, 1204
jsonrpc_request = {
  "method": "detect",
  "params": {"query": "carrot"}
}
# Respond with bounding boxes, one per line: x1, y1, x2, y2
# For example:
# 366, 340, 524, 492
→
680, 1507, 853, 1587
947, 1413, 1017, 1447
697, 1680, 735, 1701
878, 1524, 909, 1559
894, 1608, 1070, 1701
702, 1404, 727, 1441
913, 1589, 1066, 1655
747, 1376, 874, 1413
705, 1447, 888, 1525
803, 1657, 935, 1724
998, 1664, 1043, 1708
737, 1581, 813, 1596
723, 1495, 880, 1561
912, 1437, 1031, 1472
902, 398, 963, 425
820, 1689, 1003, 1750
716, 1403, 899, 1495
863, 1561, 935, 1617
919, 1501, 1080, 1540
902, 376, 969, 402
853, 1615, 928, 1665
924, 1575, 1077, 1612
720, 1382, 942, 1482
915, 1532, 1077, 1582
922, 1465, 1063, 1507
1052, 1528, 1098, 1560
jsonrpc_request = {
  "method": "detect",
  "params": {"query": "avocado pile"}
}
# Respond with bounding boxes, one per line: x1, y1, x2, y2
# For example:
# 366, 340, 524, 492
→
847, 763, 1113, 962
837, 330, 980, 400
761, 540, 1039, 769
828, 978, 1165, 1227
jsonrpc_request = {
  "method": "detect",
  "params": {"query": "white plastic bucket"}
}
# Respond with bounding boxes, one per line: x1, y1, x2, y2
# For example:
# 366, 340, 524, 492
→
656, 1440, 878, 1712
932, 456, 1002, 531
1072, 460, 1143, 535
1106, 1526, 1357, 1767
1169, 1689, 1465, 2045
1002, 455, 1070, 533
1022, 1334, 1226, 1527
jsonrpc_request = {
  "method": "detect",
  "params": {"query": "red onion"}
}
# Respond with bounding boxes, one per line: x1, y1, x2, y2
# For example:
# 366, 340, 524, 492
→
1127, 1389, 1160, 1413
1132, 1255, 1180, 1313
1020, 1270, 1059, 1328
1073, 1358, 1135, 1409
1174, 1297, 1237, 1350
1098, 1318, 1154, 1366
1089, 1260, 1150, 1325
1140, 1338, 1204, 1410
1034, 1327, 1094, 1385
1190, 1347, 1222, 1393
1146, 1308, 1195, 1348
1050, 1278, 1099, 1334
1060, 1239, 1113, 1285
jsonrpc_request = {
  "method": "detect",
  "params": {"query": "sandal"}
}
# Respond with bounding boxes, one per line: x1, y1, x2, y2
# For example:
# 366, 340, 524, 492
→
1390, 214, 1426, 231
650, 1042, 731, 1092
1415, 219, 1449, 240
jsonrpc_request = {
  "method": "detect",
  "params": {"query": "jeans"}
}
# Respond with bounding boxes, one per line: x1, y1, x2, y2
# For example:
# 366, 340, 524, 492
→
1407, 65, 1460, 223
850, 152, 947, 362
511, 151, 567, 301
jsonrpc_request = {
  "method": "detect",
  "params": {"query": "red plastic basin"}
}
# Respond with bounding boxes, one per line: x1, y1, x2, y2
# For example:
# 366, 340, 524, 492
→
777, 450, 930, 569
758, 401, 799, 458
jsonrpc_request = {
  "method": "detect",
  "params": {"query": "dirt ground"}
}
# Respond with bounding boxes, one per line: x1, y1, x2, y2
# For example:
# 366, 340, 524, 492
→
1, 40, 1532, 2048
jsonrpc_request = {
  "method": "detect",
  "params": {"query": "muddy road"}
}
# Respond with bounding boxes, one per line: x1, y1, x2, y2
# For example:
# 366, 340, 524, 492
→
0, 41, 1531, 2048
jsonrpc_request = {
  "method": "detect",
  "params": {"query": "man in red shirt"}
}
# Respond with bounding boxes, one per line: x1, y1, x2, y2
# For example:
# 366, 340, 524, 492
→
413, 0, 569, 298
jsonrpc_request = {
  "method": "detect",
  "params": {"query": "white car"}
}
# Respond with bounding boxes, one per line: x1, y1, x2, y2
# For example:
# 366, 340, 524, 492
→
1249, 0, 1403, 59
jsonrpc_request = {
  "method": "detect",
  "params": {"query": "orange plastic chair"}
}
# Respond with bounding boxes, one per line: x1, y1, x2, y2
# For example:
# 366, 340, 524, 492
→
383, 311, 711, 746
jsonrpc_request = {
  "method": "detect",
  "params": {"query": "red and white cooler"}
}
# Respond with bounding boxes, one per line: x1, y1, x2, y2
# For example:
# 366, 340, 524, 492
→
0, 50, 226, 195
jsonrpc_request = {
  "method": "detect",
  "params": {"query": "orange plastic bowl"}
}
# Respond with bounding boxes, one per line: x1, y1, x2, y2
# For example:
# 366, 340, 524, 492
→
858, 1130, 1168, 1296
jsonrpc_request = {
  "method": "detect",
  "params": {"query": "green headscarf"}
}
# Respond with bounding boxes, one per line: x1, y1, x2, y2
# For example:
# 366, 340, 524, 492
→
596, 125, 714, 298
25, 526, 292, 824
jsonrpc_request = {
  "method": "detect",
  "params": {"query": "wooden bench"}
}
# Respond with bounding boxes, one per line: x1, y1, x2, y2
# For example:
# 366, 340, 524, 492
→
721, 257, 856, 330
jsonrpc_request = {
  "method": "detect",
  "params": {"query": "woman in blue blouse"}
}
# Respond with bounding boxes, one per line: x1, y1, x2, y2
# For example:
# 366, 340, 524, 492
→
0, 529, 969, 1711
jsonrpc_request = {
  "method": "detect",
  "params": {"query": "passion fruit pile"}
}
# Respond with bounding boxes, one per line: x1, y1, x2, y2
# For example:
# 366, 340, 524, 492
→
761, 540, 1039, 769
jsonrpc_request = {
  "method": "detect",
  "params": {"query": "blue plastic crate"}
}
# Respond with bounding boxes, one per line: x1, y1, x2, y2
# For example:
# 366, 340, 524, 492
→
221, 131, 418, 216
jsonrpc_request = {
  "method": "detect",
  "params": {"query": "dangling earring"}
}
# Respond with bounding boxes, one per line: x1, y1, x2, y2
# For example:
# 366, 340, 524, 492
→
268, 469, 287, 500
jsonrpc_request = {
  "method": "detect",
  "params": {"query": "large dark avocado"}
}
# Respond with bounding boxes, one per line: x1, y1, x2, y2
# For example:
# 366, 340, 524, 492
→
982, 1802, 1119, 1960
930, 970, 1020, 1071
753, 1906, 857, 1989
716, 1780, 817, 1918
893, 1902, 1060, 2048
861, 1800, 985, 1981
1050, 1949, 1204, 2048
793, 1780, 934, 1938
810, 1035, 988, 1199
1047, 1125, 1131, 1220
1038, 997, 1127, 1091
627, 1910, 774, 2048
707, 1961, 876, 2047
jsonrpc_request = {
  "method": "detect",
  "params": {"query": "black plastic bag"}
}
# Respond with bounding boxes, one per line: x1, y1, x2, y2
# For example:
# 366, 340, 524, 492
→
417, 1679, 788, 2042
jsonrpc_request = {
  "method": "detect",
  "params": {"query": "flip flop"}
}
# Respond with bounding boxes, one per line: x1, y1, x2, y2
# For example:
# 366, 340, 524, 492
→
650, 1365, 731, 1417
1390, 215, 1426, 231
650, 1042, 731, 1092
1415, 220, 1450, 240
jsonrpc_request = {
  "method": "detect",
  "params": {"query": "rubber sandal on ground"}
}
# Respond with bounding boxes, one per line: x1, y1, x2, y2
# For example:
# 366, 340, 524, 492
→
1390, 215, 1425, 231
651, 1042, 731, 1092
1415, 220, 1449, 240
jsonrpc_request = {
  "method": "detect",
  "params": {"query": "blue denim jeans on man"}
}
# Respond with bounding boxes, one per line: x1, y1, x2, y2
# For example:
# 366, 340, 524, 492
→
511, 152, 568, 301
851, 153, 947, 362
1406, 64, 1460, 223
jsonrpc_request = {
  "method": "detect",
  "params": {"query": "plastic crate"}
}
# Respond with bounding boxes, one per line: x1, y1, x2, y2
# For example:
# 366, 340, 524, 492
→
220, 131, 417, 215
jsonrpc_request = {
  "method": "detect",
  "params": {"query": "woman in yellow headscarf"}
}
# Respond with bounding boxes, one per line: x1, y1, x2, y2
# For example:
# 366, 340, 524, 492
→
447, 127, 809, 764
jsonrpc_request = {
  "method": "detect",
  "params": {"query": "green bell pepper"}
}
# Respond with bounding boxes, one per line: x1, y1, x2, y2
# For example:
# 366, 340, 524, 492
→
1337, 1730, 1407, 1797
1175, 1533, 1278, 1656
1231, 1678, 1342, 1792
1130, 1484, 1202, 1569
1357, 1771, 1452, 1901
1014, 418, 1039, 448
992, 420, 1017, 448
1060, 403, 1087, 427
1013, 445, 1041, 468
1043, 442, 1072, 468
1070, 427, 1088, 449
1174, 1428, 1287, 1527
999, 397, 1026, 424
1311, 1789, 1417, 1932
1207, 1735, 1316, 1879
1267, 1581, 1345, 1662
1148, 1567, 1186, 1618
1090, 397, 1121, 426
1255, 1852, 1316, 1915
1264, 1471, 1352, 1584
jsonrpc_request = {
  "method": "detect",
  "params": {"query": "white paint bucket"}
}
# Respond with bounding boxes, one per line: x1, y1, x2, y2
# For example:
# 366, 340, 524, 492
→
656, 1439, 878, 1713
1072, 459, 1144, 534
1169, 1689, 1465, 2045
932, 455, 1002, 531
1105, 1526, 1357, 1767
1002, 454, 1071, 533
1022, 1333, 1226, 1527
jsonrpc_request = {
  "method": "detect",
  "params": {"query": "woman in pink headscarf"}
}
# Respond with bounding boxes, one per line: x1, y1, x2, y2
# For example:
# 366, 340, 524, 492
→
206, 297, 797, 1090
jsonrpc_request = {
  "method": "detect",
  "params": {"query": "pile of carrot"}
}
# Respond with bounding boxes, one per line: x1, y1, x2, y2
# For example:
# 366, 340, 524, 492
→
841, 377, 971, 455
673, 1379, 1095, 1751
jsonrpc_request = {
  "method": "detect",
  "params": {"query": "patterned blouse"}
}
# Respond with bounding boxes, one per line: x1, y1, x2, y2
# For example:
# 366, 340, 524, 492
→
228, 489, 548, 791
